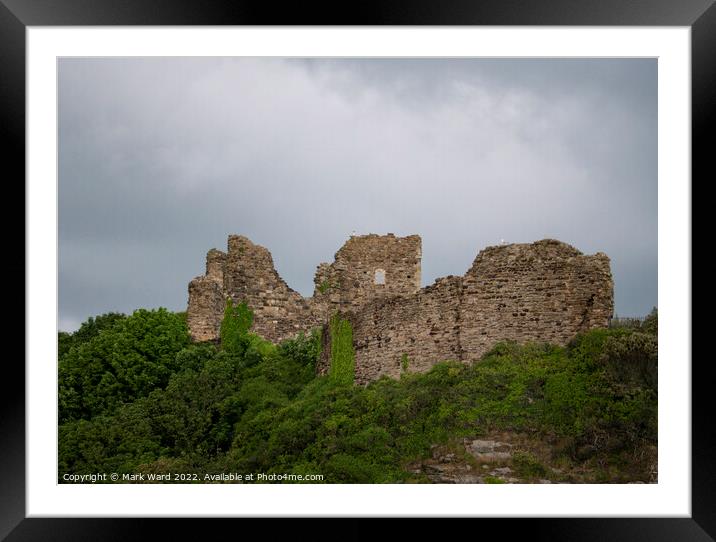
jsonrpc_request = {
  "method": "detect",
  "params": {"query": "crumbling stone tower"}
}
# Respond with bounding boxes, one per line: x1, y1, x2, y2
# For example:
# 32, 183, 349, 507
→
312, 233, 421, 312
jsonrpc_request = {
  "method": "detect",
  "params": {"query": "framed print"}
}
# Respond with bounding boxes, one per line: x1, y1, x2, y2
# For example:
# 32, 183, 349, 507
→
4, 0, 712, 539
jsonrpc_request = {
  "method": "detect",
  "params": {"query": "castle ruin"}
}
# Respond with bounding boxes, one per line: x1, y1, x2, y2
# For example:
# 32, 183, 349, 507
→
187, 234, 613, 384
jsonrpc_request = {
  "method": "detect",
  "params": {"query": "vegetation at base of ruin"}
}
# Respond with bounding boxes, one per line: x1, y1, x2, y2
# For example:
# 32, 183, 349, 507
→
609, 306, 658, 334
58, 307, 658, 484
328, 314, 355, 385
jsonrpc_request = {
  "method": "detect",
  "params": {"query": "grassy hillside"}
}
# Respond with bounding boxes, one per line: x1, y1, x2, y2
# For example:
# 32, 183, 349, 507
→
58, 302, 657, 483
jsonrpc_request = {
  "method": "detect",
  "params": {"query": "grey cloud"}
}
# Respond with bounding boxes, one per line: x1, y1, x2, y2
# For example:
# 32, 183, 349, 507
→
58, 57, 657, 331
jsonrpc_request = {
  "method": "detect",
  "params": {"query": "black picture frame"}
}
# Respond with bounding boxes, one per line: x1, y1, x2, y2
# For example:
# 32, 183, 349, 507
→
4, 1, 711, 539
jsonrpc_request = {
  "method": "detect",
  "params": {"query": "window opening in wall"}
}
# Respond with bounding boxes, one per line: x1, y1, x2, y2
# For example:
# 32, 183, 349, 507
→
374, 269, 386, 285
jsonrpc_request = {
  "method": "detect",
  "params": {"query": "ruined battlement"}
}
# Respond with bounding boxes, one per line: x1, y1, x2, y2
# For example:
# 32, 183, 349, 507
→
312, 233, 421, 311
187, 234, 613, 383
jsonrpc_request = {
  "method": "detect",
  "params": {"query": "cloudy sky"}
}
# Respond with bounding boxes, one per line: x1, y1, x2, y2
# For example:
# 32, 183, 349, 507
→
58, 57, 657, 332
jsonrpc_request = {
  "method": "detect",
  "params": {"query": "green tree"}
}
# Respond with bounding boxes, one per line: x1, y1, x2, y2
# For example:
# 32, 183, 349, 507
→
58, 308, 189, 423
58, 312, 127, 359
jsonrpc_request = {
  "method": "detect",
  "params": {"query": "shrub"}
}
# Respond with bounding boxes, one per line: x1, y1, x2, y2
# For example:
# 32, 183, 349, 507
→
512, 450, 547, 478
642, 307, 658, 335
278, 329, 321, 376
599, 332, 658, 393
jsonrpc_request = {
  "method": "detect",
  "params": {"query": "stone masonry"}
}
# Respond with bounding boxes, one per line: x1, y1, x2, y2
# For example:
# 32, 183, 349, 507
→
312, 234, 421, 312
187, 234, 613, 384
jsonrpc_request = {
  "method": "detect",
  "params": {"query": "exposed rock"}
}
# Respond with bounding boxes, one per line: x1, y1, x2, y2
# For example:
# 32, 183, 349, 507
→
465, 439, 513, 461
419, 462, 487, 484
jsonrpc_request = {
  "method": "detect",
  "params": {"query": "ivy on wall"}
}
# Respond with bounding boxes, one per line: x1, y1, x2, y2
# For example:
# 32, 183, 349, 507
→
329, 314, 355, 385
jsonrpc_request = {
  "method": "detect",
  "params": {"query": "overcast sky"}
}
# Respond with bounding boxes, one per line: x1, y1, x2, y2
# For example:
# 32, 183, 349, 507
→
58, 57, 657, 332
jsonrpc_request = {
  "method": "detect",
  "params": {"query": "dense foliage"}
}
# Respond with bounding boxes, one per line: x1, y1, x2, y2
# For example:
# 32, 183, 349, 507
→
58, 312, 127, 359
58, 306, 657, 483
59, 309, 189, 423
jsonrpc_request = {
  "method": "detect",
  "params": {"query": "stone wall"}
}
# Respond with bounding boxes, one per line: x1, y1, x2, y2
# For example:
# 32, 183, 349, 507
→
188, 234, 613, 384
458, 240, 613, 361
312, 234, 421, 312
222, 235, 324, 343
316, 275, 463, 384
186, 248, 227, 342
206, 248, 226, 283
317, 239, 613, 384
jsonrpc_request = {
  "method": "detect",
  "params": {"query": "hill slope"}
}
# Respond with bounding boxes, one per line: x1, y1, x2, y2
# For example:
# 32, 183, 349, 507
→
58, 304, 658, 483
